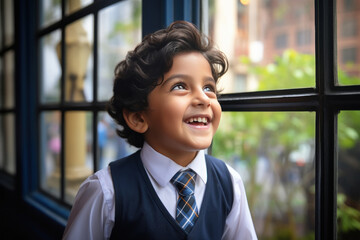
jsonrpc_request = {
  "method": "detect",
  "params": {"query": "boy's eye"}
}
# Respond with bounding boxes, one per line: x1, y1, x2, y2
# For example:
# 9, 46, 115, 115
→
171, 83, 186, 91
204, 85, 216, 93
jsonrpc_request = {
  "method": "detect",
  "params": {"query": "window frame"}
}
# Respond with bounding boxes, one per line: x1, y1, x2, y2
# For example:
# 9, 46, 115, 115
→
12, 0, 202, 231
216, 1, 360, 239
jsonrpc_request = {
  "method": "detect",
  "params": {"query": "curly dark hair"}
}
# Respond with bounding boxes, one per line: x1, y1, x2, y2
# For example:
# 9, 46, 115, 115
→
107, 20, 228, 148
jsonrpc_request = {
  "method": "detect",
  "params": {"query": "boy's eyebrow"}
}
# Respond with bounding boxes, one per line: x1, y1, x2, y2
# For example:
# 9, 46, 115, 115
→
163, 74, 215, 85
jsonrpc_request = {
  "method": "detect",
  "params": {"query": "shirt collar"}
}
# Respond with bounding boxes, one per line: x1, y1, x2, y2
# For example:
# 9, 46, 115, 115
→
140, 142, 207, 187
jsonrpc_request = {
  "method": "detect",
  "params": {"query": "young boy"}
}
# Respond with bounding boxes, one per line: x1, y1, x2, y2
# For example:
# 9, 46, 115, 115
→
63, 21, 257, 240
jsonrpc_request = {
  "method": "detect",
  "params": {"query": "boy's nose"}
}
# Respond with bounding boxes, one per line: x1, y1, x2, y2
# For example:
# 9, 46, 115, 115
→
192, 89, 211, 107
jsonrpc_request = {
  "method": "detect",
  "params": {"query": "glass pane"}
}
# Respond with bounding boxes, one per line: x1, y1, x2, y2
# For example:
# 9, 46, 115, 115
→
39, 30, 61, 104
0, 114, 16, 175
64, 16, 93, 102
40, 111, 62, 198
39, 0, 61, 28
208, 0, 315, 93
66, 0, 93, 15
3, 51, 14, 108
97, 112, 138, 170
97, 0, 142, 101
337, 0, 360, 85
212, 112, 316, 239
4, 0, 14, 46
64, 111, 93, 204
337, 111, 360, 239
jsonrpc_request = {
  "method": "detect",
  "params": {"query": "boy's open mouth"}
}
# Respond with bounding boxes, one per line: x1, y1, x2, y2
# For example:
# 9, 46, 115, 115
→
185, 117, 209, 126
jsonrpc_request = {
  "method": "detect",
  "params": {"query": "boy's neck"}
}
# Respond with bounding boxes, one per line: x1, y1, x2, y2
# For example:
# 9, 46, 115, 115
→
146, 143, 198, 167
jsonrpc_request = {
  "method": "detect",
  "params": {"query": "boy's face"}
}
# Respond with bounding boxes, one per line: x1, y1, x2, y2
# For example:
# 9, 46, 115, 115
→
142, 52, 222, 162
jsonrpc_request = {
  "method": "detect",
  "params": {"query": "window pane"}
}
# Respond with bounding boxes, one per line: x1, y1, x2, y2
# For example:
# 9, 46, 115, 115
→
2, 51, 14, 108
39, 0, 61, 28
97, 0, 142, 101
64, 111, 93, 204
212, 112, 316, 239
0, 114, 15, 175
4, 0, 14, 46
209, 0, 315, 93
40, 111, 62, 199
97, 112, 137, 169
337, 0, 360, 85
337, 111, 360, 239
66, 0, 93, 15
39, 30, 61, 104
64, 16, 93, 102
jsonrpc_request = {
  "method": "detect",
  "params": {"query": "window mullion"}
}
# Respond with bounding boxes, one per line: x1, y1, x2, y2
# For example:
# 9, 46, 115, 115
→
315, 0, 337, 239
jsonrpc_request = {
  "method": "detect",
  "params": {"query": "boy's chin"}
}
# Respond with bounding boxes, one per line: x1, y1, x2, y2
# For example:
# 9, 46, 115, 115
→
191, 141, 212, 151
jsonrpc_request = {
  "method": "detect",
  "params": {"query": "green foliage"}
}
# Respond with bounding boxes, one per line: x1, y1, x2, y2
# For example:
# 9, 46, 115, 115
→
250, 49, 315, 90
337, 193, 360, 232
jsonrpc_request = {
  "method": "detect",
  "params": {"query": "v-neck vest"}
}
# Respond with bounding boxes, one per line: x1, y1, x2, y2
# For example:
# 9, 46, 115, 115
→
109, 151, 233, 240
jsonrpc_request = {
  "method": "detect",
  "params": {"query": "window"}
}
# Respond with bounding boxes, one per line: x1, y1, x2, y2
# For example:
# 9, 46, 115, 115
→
341, 19, 357, 38
343, 0, 356, 11
208, 0, 360, 239
341, 47, 357, 65
297, 29, 312, 46
0, 0, 15, 184
337, 3, 360, 84
275, 33, 288, 49
37, 0, 141, 206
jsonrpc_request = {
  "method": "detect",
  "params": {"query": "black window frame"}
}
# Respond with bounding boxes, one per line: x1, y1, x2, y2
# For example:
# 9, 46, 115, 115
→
217, 1, 360, 239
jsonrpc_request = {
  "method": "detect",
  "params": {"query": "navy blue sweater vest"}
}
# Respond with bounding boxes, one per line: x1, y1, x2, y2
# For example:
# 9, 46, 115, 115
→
109, 151, 233, 240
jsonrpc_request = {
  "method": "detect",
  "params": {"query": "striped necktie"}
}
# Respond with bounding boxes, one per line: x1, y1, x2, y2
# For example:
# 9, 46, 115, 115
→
170, 169, 199, 234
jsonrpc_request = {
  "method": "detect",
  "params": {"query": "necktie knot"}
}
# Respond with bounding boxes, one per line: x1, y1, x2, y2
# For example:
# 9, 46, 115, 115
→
171, 169, 196, 197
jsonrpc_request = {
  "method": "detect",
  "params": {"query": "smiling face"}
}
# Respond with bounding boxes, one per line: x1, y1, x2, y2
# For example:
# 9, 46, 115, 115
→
141, 52, 222, 165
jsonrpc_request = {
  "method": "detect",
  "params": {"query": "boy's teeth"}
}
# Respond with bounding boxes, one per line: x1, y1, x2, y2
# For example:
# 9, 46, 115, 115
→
187, 117, 208, 123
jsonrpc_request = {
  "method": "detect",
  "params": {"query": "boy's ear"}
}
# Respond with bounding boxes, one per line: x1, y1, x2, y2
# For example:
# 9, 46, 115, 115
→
123, 109, 148, 134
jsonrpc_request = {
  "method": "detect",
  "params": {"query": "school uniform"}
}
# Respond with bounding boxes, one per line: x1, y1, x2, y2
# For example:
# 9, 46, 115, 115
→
63, 142, 257, 240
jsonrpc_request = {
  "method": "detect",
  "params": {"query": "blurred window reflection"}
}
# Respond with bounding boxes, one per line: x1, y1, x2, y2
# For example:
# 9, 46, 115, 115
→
212, 112, 316, 239
337, 111, 360, 239
337, 0, 360, 85
66, 0, 93, 15
4, 0, 14, 46
40, 111, 62, 199
209, 0, 315, 93
39, 0, 61, 28
64, 15, 94, 103
97, 0, 141, 101
39, 30, 61, 103
97, 112, 137, 170
64, 111, 93, 204
0, 114, 16, 175
37, 0, 142, 205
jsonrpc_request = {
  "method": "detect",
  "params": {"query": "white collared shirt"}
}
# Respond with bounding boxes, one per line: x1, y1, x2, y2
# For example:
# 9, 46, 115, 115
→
63, 142, 257, 240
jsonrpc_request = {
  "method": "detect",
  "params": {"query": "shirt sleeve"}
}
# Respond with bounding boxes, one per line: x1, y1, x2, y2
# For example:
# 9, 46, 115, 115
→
222, 164, 258, 240
62, 167, 115, 240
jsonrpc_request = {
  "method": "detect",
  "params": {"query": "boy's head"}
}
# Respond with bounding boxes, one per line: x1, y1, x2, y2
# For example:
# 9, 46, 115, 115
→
107, 21, 228, 150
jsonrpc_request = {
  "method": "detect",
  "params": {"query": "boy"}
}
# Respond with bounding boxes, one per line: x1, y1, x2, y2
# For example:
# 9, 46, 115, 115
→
63, 21, 257, 240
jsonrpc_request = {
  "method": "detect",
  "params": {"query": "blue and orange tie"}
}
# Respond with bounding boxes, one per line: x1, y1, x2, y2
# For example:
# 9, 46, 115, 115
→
171, 169, 199, 234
